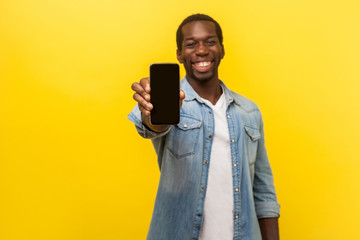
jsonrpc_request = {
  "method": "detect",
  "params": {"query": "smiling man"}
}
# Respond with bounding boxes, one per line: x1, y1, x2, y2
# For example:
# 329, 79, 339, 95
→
128, 14, 280, 240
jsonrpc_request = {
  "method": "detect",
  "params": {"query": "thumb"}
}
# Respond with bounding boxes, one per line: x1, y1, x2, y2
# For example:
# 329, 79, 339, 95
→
180, 90, 185, 100
180, 90, 186, 108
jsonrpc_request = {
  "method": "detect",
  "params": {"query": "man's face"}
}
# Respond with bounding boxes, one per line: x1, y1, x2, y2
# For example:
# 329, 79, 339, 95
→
177, 20, 225, 83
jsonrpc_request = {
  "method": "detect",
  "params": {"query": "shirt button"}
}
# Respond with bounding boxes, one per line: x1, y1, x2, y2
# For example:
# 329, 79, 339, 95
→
205, 161, 208, 164
209, 135, 212, 139
209, 111, 212, 114
183, 124, 187, 128
235, 188, 239, 192
235, 215, 239, 219
233, 163, 237, 167
197, 213, 202, 217
227, 115, 230, 118
202, 186, 205, 190
231, 139, 235, 143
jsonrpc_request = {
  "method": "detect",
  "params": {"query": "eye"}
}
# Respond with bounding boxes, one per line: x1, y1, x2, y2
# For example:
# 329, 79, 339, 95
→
207, 40, 216, 46
185, 42, 196, 48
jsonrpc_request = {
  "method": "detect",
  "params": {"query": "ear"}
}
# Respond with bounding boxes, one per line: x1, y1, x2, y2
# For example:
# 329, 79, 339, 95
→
221, 45, 225, 59
177, 49, 183, 64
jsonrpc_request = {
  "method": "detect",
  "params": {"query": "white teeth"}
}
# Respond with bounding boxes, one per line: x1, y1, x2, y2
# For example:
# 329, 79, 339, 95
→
195, 62, 211, 67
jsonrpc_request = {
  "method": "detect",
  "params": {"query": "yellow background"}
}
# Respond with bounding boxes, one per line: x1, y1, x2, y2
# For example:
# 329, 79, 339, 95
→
1, 0, 359, 239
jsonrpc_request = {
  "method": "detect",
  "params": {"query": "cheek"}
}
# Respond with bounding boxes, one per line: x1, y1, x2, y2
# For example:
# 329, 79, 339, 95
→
183, 58, 191, 65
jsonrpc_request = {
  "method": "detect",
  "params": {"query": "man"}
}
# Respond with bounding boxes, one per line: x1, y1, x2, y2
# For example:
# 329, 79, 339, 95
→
128, 14, 280, 240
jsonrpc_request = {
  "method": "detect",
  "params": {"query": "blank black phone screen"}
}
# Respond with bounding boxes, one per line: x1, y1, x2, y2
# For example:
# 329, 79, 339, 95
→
150, 63, 180, 125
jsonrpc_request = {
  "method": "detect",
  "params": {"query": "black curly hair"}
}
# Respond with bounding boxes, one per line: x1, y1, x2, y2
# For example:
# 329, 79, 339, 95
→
176, 14, 223, 51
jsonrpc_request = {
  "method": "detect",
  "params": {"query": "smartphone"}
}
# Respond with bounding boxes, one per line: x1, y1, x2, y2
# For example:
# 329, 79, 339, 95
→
150, 63, 180, 125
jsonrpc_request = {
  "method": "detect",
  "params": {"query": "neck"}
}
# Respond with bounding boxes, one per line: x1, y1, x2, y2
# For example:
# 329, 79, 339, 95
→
186, 76, 223, 105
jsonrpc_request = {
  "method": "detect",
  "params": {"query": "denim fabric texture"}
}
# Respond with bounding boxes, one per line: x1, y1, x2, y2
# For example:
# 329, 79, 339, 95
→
127, 77, 280, 240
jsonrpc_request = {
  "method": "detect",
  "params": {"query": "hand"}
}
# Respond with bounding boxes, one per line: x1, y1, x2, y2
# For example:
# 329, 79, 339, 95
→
131, 77, 185, 131
131, 77, 153, 117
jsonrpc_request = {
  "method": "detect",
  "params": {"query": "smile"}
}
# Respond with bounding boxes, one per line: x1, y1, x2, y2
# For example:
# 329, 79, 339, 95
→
194, 61, 211, 67
192, 61, 213, 72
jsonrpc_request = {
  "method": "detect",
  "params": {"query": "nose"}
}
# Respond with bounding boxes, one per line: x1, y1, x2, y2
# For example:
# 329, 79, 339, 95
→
195, 42, 208, 56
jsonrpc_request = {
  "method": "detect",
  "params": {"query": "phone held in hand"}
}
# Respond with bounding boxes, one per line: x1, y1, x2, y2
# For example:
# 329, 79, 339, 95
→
149, 63, 180, 125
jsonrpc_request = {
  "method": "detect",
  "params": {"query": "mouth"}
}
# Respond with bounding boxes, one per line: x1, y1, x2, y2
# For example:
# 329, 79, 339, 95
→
192, 61, 213, 73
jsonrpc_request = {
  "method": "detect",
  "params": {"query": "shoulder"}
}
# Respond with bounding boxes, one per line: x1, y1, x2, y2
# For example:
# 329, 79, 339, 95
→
229, 90, 264, 131
220, 80, 261, 114
230, 90, 261, 114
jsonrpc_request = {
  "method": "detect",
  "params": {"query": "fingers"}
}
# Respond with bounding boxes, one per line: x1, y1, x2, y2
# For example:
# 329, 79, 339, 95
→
131, 77, 152, 116
131, 78, 150, 101
132, 78, 186, 115
140, 77, 150, 94
138, 102, 151, 117
133, 91, 152, 110
180, 90, 186, 108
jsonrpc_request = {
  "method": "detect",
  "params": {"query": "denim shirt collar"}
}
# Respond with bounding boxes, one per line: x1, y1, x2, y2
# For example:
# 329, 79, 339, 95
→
180, 76, 241, 107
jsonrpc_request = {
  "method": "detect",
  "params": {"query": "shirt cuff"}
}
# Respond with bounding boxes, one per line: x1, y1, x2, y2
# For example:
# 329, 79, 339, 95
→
127, 105, 171, 139
255, 201, 280, 219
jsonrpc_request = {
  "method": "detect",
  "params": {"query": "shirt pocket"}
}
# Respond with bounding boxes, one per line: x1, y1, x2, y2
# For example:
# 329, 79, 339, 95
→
166, 114, 202, 159
244, 125, 261, 165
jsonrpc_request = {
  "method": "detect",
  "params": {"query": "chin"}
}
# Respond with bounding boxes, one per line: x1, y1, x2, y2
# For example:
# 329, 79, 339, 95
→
194, 75, 212, 82
187, 69, 212, 82
193, 70, 216, 82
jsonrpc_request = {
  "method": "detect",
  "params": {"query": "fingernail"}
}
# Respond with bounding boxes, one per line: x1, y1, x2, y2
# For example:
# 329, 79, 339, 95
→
146, 103, 152, 109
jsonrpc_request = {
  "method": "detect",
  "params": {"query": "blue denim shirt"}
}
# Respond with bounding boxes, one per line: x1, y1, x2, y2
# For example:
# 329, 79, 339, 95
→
127, 77, 280, 240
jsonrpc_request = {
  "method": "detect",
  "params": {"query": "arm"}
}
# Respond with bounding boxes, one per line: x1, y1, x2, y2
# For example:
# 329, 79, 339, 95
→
258, 217, 279, 240
253, 112, 280, 237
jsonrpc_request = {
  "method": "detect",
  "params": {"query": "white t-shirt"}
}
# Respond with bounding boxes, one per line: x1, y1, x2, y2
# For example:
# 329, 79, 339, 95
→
199, 91, 234, 240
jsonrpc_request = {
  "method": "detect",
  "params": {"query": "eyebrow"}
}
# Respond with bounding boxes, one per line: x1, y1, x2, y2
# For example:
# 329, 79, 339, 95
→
184, 35, 217, 41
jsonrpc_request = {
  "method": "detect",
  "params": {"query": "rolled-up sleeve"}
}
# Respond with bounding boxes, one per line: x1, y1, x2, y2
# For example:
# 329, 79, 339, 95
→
253, 112, 280, 219
127, 105, 171, 139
